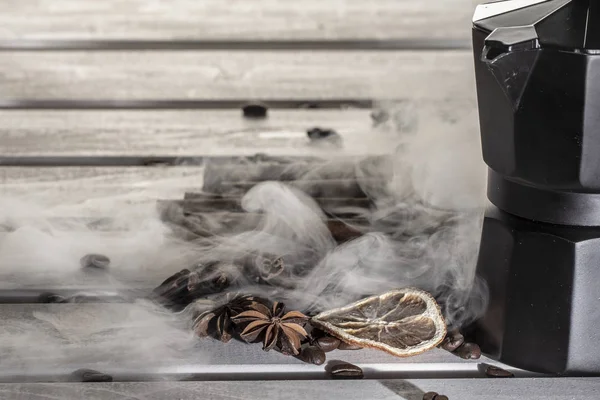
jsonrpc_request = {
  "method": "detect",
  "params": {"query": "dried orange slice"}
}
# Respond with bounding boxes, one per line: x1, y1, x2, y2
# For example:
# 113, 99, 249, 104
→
310, 288, 447, 357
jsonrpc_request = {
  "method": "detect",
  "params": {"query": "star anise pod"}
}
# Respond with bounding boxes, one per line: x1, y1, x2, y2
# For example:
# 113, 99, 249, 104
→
193, 294, 266, 343
232, 301, 308, 355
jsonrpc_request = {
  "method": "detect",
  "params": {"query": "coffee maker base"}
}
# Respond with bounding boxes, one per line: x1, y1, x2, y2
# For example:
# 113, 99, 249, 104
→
472, 206, 600, 375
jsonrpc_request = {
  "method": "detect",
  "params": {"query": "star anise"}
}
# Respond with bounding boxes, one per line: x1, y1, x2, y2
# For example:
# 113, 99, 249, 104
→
193, 294, 266, 343
232, 301, 309, 355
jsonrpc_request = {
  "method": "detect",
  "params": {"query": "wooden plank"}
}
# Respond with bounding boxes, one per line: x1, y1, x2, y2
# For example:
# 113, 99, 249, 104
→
0, 167, 204, 208
175, 195, 372, 212
0, 0, 479, 41
0, 303, 521, 379
0, 51, 474, 100
0, 379, 597, 400
0, 110, 408, 156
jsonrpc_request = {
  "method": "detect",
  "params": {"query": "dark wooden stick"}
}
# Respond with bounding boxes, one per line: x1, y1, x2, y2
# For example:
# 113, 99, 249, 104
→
161, 194, 372, 214
158, 203, 365, 243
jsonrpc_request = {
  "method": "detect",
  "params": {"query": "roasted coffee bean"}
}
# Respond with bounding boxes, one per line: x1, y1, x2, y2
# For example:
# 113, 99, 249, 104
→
142, 159, 171, 167
37, 292, 66, 304
485, 365, 514, 378
422, 393, 438, 400
306, 128, 342, 146
338, 341, 362, 350
243, 103, 268, 119
436, 396, 449, 400
316, 335, 341, 352
307, 127, 337, 140
330, 363, 363, 379
440, 330, 464, 352
153, 268, 230, 311
370, 109, 390, 125
303, 103, 319, 109
187, 271, 200, 290
70, 369, 113, 382
299, 346, 326, 365
155, 269, 190, 290
80, 254, 110, 270
454, 342, 481, 360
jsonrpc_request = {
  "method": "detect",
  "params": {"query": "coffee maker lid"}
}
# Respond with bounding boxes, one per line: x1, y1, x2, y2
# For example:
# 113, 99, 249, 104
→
473, 0, 600, 51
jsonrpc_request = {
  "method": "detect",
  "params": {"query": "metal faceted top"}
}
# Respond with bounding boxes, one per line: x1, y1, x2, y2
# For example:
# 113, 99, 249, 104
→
473, 0, 600, 51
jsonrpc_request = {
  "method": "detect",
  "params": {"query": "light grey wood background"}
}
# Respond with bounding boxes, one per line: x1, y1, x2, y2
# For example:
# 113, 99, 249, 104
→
1, 52, 474, 100
1, 379, 598, 400
0, 0, 480, 40
0, 0, 480, 207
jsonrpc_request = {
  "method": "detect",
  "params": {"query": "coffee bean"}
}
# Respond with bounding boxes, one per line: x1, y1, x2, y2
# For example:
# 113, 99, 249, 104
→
307, 127, 337, 140
80, 254, 110, 270
242, 103, 268, 119
187, 271, 201, 291
306, 128, 342, 146
37, 292, 66, 304
370, 109, 390, 125
422, 392, 438, 400
142, 159, 170, 167
436, 396, 449, 400
338, 341, 362, 351
485, 365, 514, 378
70, 369, 113, 382
299, 346, 326, 365
316, 336, 341, 352
440, 330, 464, 352
330, 362, 363, 379
454, 342, 481, 360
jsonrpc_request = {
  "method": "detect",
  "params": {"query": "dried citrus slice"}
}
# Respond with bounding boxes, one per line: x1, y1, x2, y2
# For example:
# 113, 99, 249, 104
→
310, 288, 447, 357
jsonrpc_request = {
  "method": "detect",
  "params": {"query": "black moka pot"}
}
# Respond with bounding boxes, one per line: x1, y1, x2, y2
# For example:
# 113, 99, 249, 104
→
471, 0, 600, 374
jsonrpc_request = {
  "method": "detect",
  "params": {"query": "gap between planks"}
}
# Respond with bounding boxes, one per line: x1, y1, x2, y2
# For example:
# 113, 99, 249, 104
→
0, 38, 472, 51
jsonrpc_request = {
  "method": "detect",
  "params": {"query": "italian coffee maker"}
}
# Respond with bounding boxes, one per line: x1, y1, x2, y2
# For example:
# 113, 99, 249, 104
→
471, 0, 600, 374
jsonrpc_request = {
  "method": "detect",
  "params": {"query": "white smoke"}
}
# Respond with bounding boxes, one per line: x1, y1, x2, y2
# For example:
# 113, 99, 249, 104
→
0, 99, 488, 377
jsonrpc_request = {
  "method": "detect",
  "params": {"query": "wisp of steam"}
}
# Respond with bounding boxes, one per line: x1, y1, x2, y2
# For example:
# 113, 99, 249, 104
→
0, 100, 488, 377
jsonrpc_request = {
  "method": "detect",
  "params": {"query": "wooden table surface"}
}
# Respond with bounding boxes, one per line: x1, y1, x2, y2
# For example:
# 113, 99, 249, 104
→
3, 1, 596, 398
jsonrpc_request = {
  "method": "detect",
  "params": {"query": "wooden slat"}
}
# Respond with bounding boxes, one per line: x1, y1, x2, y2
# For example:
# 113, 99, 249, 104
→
0, 303, 462, 366
0, 110, 408, 156
174, 196, 372, 212
0, 167, 207, 212
0, 51, 474, 100
1, 379, 598, 400
0, 303, 522, 380
0, 0, 479, 41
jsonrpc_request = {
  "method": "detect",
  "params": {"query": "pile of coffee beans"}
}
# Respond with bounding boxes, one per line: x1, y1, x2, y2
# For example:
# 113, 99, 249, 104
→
440, 330, 481, 360
454, 342, 481, 360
